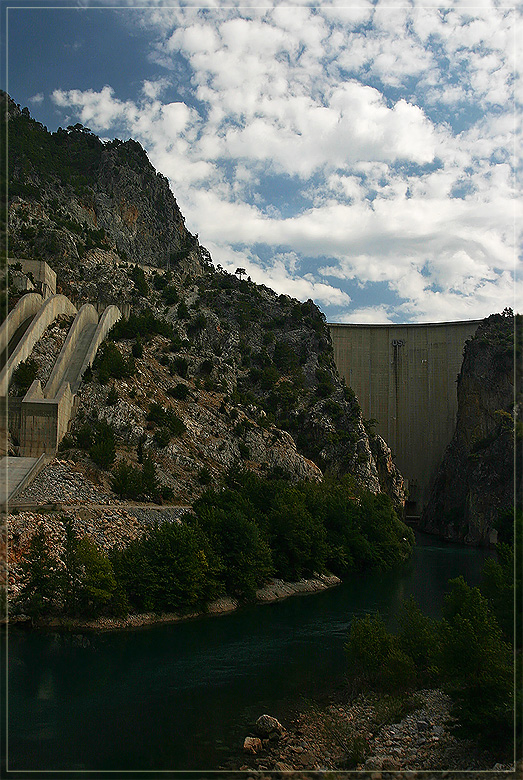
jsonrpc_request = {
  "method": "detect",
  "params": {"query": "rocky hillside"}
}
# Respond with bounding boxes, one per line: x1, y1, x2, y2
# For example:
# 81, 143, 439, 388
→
3, 91, 405, 508
420, 311, 520, 545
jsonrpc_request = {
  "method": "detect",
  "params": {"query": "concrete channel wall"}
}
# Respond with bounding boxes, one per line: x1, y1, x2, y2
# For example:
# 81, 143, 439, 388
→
2, 293, 121, 459
45, 304, 99, 398
0, 292, 43, 356
329, 320, 482, 516
0, 294, 77, 395
75, 304, 121, 393
20, 380, 76, 457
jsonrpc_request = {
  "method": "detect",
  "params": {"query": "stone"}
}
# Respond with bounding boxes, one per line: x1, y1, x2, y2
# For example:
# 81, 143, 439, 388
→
243, 737, 263, 754
255, 714, 283, 738
382, 755, 400, 770
364, 756, 383, 771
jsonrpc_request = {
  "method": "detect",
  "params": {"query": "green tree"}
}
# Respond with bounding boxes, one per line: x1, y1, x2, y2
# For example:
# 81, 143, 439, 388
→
345, 612, 396, 689
111, 460, 142, 499
89, 420, 116, 469
438, 576, 513, 751
11, 357, 38, 394
397, 595, 440, 679
17, 528, 59, 617
75, 536, 124, 617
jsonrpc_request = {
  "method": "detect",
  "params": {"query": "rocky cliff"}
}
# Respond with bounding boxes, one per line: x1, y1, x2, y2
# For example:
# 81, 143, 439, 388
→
3, 92, 405, 508
420, 311, 520, 545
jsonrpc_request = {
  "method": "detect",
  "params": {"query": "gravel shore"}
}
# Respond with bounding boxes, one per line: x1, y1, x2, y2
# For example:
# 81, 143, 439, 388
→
224, 687, 516, 774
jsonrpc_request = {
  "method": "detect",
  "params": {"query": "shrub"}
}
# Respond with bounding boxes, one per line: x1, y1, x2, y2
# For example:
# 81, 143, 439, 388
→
173, 357, 189, 379
167, 383, 190, 401
111, 460, 142, 499
129, 265, 148, 297
162, 285, 179, 305
89, 420, 116, 469
198, 467, 211, 485
106, 385, 118, 406
11, 357, 38, 393
131, 338, 143, 358
147, 403, 186, 435
154, 427, 171, 447
345, 612, 396, 690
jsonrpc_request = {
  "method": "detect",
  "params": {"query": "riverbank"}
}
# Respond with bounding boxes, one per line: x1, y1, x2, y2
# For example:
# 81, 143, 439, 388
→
6, 573, 341, 631
224, 686, 516, 774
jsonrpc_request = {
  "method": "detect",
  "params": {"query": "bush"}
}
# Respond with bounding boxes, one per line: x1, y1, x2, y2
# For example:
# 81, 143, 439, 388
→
154, 427, 171, 447
438, 577, 513, 751
11, 357, 38, 393
89, 420, 116, 469
173, 357, 189, 378
167, 383, 190, 401
147, 403, 186, 435
345, 612, 396, 690
132, 338, 143, 358
95, 342, 133, 383
106, 385, 118, 406
111, 460, 141, 499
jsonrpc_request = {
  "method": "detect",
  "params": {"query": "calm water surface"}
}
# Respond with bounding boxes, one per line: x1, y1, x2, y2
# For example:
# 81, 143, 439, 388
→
5, 531, 492, 774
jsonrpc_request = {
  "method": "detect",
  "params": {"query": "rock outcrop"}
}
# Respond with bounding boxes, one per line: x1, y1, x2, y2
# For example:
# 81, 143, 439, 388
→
3, 91, 405, 508
420, 311, 520, 545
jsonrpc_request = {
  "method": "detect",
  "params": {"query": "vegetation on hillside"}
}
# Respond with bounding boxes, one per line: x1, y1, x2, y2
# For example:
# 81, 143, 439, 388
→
13, 472, 414, 619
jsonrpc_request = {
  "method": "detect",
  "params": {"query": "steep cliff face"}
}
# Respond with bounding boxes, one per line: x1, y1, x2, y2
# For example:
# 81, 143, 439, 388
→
420, 311, 520, 545
4, 93, 405, 507
4, 91, 203, 307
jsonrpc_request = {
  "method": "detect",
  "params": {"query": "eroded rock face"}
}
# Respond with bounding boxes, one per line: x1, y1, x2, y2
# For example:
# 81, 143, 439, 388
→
369, 434, 406, 515
420, 312, 520, 545
4, 92, 407, 509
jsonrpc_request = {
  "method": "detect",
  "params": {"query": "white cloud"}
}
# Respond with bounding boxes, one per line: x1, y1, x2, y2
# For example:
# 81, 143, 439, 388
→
49, 5, 519, 323
29, 92, 44, 104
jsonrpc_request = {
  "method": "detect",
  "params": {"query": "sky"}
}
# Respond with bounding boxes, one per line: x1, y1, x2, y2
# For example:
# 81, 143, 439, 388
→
3, 0, 522, 323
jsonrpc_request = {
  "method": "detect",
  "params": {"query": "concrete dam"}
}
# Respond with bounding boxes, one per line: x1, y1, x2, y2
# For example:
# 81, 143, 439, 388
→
329, 320, 482, 517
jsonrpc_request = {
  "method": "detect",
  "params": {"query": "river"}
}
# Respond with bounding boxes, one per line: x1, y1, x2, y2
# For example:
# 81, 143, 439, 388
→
4, 530, 492, 775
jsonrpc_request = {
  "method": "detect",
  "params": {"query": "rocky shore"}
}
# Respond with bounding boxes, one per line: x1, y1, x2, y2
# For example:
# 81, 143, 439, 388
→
225, 688, 516, 775
7, 574, 341, 632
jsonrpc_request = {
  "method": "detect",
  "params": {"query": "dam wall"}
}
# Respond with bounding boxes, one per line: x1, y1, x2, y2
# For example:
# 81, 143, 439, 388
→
329, 320, 481, 516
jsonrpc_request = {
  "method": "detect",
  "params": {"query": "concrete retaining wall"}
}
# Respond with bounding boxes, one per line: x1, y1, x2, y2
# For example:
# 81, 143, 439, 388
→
329, 320, 481, 515
20, 379, 75, 457
0, 292, 42, 356
45, 303, 98, 398
0, 294, 77, 395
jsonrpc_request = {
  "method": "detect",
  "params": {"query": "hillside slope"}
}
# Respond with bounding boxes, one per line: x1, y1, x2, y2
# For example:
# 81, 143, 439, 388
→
3, 91, 404, 508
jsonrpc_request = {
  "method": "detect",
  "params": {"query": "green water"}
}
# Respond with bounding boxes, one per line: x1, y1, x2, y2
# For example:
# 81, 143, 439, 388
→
4, 531, 492, 775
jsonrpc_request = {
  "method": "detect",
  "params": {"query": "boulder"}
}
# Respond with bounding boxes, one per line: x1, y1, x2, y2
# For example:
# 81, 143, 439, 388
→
243, 736, 263, 754
255, 714, 283, 738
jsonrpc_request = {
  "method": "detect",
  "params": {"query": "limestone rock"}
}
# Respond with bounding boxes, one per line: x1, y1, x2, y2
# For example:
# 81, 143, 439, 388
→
243, 736, 263, 754
420, 312, 519, 545
255, 714, 283, 738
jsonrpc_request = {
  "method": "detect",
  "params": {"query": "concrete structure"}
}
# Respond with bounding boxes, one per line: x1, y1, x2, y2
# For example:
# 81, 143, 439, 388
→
7, 259, 57, 298
0, 293, 43, 371
329, 320, 482, 516
0, 454, 49, 507
1, 293, 121, 477
0, 294, 77, 396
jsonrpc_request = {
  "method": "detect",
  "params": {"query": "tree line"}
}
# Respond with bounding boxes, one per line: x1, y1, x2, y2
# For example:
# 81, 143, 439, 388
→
13, 472, 414, 620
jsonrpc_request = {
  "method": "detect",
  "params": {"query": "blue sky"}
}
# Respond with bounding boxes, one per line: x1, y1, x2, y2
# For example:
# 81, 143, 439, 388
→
3, 1, 521, 323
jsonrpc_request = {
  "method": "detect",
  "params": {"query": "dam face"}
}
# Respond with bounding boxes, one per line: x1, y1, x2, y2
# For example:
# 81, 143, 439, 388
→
329, 320, 481, 516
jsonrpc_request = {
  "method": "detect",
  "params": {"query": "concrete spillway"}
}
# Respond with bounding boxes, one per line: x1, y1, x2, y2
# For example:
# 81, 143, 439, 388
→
1, 292, 121, 504
329, 320, 481, 516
